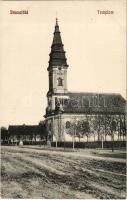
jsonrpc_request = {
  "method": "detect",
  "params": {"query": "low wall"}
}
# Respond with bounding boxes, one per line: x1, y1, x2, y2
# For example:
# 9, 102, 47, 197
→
51, 141, 126, 149
1, 140, 126, 149
1, 141, 47, 146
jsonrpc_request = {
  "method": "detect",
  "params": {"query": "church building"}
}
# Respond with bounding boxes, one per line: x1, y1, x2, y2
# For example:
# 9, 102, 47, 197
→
44, 19, 126, 143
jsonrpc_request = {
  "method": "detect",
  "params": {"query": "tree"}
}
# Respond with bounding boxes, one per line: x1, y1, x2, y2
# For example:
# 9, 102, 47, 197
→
81, 121, 90, 142
120, 116, 126, 141
66, 118, 79, 150
92, 115, 102, 141
104, 115, 112, 141
38, 121, 48, 143
1, 127, 8, 143
74, 121, 84, 142
111, 120, 117, 152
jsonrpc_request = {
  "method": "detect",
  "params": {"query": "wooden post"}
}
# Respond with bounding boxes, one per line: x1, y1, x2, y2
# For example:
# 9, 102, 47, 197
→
73, 129, 75, 150
55, 116, 57, 148
102, 134, 104, 149
111, 131, 114, 152
64, 134, 65, 150
53, 115, 57, 148
56, 140, 57, 148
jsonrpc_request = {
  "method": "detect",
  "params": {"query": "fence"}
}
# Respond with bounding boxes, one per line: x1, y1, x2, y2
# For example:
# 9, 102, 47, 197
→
1, 140, 47, 146
51, 141, 126, 149
1, 140, 126, 149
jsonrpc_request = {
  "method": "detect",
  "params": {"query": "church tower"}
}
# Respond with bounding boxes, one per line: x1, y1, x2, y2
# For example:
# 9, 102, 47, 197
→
46, 19, 69, 114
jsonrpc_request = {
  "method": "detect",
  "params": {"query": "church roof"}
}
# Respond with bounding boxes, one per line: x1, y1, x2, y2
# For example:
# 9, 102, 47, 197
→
61, 92, 126, 115
8, 125, 47, 136
48, 18, 68, 70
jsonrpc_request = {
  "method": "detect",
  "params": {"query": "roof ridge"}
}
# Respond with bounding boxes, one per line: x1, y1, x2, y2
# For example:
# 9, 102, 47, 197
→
68, 91, 121, 96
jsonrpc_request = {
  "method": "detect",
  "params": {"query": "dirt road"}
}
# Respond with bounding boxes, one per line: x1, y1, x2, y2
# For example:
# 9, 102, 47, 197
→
1, 146, 126, 199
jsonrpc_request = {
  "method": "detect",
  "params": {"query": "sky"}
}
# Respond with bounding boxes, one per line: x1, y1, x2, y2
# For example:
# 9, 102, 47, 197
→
0, 0, 126, 127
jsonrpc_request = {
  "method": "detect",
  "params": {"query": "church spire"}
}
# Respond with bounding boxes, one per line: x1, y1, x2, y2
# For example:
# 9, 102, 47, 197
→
55, 17, 58, 28
48, 18, 68, 70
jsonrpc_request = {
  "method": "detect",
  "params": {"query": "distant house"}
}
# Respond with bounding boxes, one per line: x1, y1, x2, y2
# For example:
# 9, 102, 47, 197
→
1, 124, 48, 145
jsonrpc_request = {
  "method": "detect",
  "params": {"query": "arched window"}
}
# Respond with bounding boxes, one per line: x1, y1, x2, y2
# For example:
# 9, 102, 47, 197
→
66, 121, 71, 129
57, 77, 63, 86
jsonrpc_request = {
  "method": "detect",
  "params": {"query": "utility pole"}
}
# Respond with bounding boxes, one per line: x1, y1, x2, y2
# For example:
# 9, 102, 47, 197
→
73, 119, 77, 150
111, 130, 114, 152
101, 132, 104, 149
73, 127, 75, 150
102, 116, 106, 150
52, 115, 57, 148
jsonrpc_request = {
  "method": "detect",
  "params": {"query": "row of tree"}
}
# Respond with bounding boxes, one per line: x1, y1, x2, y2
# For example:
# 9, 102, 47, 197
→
66, 115, 126, 142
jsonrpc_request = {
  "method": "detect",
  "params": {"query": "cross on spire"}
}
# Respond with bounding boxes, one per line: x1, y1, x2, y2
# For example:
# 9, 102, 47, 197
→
56, 17, 58, 26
